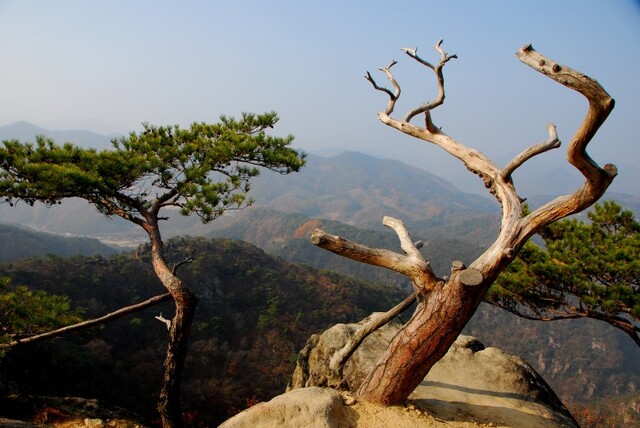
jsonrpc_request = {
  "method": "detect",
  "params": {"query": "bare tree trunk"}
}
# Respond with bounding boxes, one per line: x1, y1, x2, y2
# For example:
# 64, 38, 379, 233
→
146, 223, 198, 428
313, 41, 616, 406
157, 290, 197, 428
357, 268, 496, 403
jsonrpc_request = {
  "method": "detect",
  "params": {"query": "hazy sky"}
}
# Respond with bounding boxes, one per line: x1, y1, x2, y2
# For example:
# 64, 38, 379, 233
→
0, 1, 638, 192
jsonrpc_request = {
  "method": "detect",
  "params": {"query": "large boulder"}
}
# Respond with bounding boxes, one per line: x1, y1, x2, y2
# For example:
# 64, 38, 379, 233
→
218, 387, 355, 428
288, 313, 401, 392
261, 315, 578, 427
411, 335, 578, 427
220, 386, 497, 428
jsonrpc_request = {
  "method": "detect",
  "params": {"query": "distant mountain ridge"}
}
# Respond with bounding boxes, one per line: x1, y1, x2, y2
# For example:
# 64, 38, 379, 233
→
0, 121, 117, 150
0, 129, 503, 245
0, 223, 119, 262
250, 151, 498, 226
2, 121, 638, 200
206, 207, 486, 290
3, 129, 638, 248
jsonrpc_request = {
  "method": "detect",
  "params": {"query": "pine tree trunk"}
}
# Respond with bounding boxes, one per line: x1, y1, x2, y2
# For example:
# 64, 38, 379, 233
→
313, 41, 616, 410
157, 290, 197, 428
356, 275, 485, 404
146, 223, 198, 428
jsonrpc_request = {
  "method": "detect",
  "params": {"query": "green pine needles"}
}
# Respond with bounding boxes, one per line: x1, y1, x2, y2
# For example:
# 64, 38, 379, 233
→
489, 201, 640, 347
0, 276, 83, 355
0, 112, 305, 224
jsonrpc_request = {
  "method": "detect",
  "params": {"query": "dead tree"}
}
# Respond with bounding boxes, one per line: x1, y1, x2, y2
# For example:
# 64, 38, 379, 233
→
311, 41, 616, 405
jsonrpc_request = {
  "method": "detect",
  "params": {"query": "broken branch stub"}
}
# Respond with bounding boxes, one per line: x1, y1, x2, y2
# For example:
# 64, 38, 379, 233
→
309, 41, 616, 406
458, 269, 483, 287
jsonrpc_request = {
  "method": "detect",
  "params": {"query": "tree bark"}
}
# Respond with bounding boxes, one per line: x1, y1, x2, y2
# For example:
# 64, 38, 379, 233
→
314, 42, 616, 406
357, 279, 475, 404
157, 290, 197, 428
145, 222, 198, 428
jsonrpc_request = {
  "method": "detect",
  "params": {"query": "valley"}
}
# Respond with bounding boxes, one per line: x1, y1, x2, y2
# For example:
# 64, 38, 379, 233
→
1, 122, 638, 426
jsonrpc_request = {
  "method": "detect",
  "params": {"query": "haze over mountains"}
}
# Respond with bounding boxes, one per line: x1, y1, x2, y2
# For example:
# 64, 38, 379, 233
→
1, 121, 639, 424
0, 121, 118, 151
1, 121, 638, 246
1, 120, 638, 201
0, 224, 117, 263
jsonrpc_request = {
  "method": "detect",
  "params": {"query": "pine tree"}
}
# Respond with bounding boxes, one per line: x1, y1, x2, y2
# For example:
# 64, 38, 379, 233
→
0, 276, 82, 357
488, 201, 639, 347
0, 112, 305, 427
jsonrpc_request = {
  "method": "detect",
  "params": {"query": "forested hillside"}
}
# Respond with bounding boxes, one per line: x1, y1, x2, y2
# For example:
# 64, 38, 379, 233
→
208, 209, 640, 425
0, 224, 119, 262
1, 125, 638, 425
0, 237, 406, 425
0, 151, 502, 246
1, 229, 637, 425
207, 207, 486, 291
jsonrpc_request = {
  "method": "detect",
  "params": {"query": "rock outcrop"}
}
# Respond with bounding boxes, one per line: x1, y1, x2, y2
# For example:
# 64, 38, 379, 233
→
411, 335, 578, 427
223, 315, 579, 427
218, 387, 354, 428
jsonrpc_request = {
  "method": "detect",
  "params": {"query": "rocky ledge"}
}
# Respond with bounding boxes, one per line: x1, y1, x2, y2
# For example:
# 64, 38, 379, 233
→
222, 316, 579, 427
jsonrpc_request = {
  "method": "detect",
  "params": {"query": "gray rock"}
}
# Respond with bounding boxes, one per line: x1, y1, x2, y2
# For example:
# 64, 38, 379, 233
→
219, 387, 355, 428
411, 335, 579, 427
286, 316, 578, 427
288, 313, 401, 391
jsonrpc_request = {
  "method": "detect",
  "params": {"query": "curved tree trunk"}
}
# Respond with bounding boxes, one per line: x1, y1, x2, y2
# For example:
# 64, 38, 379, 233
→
157, 290, 197, 428
356, 279, 479, 404
313, 42, 616, 406
146, 223, 198, 428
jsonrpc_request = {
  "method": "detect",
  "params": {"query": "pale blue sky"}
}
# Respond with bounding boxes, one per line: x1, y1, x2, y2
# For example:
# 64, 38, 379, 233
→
0, 1, 638, 192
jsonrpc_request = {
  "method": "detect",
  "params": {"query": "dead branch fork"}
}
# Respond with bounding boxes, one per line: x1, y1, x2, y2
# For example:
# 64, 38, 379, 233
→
312, 40, 616, 375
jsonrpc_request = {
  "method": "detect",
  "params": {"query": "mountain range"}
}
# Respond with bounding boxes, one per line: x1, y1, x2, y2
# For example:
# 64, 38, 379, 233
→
0, 224, 117, 263
0, 121, 118, 151
1, 121, 639, 425
2, 120, 639, 198
1, 122, 639, 246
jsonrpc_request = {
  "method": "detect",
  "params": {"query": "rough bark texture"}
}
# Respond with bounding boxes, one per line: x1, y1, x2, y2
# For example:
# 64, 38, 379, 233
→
157, 292, 197, 428
313, 41, 616, 406
147, 223, 198, 428
357, 273, 483, 404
